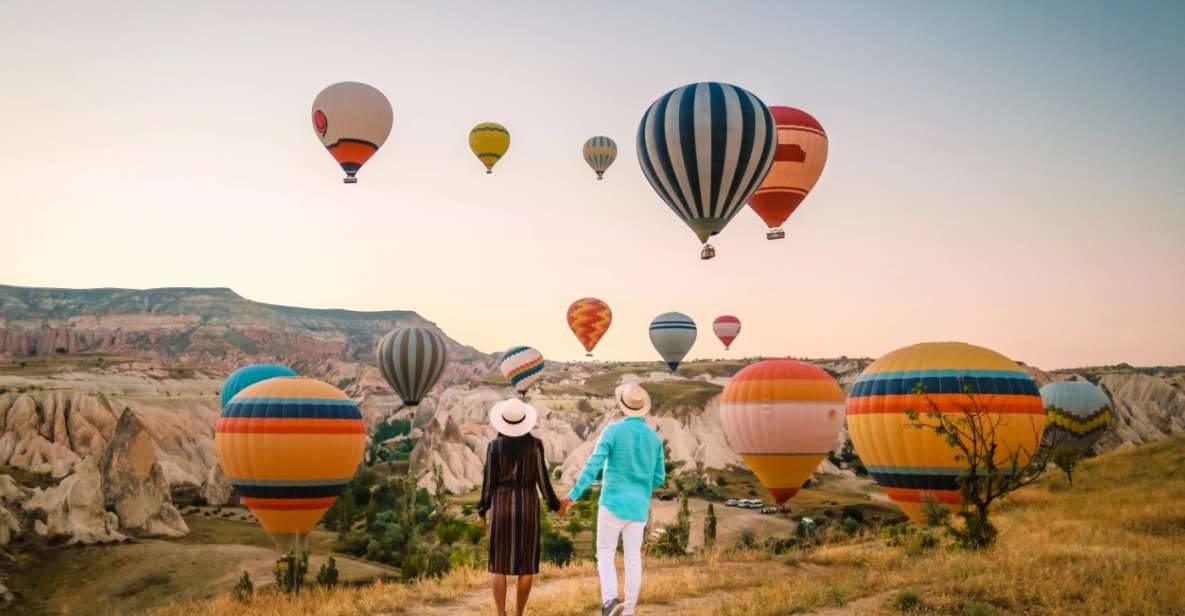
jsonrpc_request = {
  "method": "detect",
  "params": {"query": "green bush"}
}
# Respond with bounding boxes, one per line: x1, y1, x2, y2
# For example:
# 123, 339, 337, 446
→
840, 505, 864, 523
231, 571, 253, 604
401, 553, 426, 580
467, 525, 485, 545
542, 531, 574, 566
316, 557, 339, 588
892, 589, 923, 612
735, 528, 757, 550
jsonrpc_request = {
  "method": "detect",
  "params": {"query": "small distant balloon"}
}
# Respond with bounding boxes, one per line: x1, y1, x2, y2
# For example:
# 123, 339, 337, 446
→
1040, 381, 1113, 454
713, 316, 741, 350
377, 327, 449, 407
582, 136, 617, 180
311, 82, 393, 183
500, 346, 545, 396
648, 312, 696, 372
567, 298, 612, 356
469, 123, 510, 173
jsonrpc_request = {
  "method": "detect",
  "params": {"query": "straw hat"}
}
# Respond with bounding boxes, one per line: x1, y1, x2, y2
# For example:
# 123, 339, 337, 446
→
489, 398, 538, 437
616, 382, 651, 417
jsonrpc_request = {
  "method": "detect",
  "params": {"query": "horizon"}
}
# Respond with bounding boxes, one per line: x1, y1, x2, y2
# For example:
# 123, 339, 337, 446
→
3, 2, 1184, 369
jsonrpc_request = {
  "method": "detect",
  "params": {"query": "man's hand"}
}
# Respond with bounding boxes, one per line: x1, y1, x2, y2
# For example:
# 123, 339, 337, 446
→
559, 498, 574, 516
477, 514, 487, 530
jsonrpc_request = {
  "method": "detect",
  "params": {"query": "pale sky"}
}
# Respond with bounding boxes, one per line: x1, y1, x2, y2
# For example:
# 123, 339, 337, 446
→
2, 1, 1183, 369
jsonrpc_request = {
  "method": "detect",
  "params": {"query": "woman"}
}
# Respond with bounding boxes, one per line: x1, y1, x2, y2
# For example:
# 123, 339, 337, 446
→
479, 398, 561, 616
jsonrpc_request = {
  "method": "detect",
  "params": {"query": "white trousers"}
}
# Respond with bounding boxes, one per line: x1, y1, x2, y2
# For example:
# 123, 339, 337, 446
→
596, 506, 646, 614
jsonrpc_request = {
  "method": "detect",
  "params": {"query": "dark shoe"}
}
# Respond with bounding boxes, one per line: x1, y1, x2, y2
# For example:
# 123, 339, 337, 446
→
602, 599, 624, 616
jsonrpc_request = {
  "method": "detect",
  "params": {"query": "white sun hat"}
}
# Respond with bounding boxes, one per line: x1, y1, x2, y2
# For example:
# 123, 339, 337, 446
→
616, 382, 651, 417
489, 398, 539, 437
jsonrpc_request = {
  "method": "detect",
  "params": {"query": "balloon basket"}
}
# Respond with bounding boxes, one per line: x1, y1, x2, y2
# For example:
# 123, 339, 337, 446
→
766, 228, 785, 240
700, 244, 716, 260
343, 177, 358, 184
486, 169, 492, 174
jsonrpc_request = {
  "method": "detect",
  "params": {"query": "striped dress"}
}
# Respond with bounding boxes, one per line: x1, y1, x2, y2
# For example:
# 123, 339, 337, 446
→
479, 434, 561, 575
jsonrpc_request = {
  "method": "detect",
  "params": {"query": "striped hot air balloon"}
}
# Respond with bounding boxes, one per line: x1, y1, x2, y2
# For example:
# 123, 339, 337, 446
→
500, 346, 545, 396
567, 297, 612, 356
649, 312, 697, 372
215, 377, 364, 551
582, 136, 617, 179
469, 122, 510, 173
311, 82, 393, 183
1040, 381, 1113, 454
748, 107, 828, 239
377, 327, 449, 407
221, 363, 297, 409
720, 359, 845, 504
713, 315, 741, 350
847, 342, 1045, 523
637, 82, 777, 259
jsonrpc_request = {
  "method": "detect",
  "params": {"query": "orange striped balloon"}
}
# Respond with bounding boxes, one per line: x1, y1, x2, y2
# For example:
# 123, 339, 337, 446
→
747, 106, 827, 239
215, 377, 365, 548
847, 342, 1045, 522
720, 359, 845, 504
567, 297, 612, 356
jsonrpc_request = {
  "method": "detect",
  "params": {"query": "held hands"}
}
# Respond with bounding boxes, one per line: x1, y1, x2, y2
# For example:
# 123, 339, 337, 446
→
477, 514, 487, 530
558, 498, 574, 517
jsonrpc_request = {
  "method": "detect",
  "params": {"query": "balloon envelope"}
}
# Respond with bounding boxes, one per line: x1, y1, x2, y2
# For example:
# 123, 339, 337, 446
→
712, 316, 741, 350
649, 312, 697, 372
720, 359, 845, 504
221, 363, 297, 408
567, 298, 612, 355
582, 136, 617, 179
1040, 381, 1113, 453
500, 346, 545, 395
748, 106, 828, 239
469, 123, 510, 173
215, 377, 364, 549
847, 342, 1045, 522
311, 82, 393, 183
636, 82, 777, 258
377, 327, 449, 407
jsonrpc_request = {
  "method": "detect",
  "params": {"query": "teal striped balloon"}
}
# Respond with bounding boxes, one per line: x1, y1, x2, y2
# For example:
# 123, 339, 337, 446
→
582, 135, 617, 180
221, 363, 297, 408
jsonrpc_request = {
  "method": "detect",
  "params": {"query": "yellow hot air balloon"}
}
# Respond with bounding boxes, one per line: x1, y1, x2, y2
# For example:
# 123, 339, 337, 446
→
215, 377, 365, 551
720, 359, 845, 504
846, 342, 1045, 522
469, 122, 510, 173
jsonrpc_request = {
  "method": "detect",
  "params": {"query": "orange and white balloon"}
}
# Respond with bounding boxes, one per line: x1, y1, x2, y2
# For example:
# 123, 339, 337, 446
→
747, 106, 827, 239
720, 359, 845, 504
311, 82, 393, 183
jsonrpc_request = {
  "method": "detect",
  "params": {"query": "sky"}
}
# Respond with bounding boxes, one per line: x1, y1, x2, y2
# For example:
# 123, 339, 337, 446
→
2, 1, 1184, 369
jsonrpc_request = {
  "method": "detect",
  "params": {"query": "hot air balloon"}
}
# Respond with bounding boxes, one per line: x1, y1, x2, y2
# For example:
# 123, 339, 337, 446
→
215, 377, 364, 552
720, 359, 845, 504
377, 327, 449, 409
567, 298, 612, 356
500, 346, 544, 396
713, 316, 741, 350
649, 312, 696, 372
221, 363, 297, 408
637, 82, 777, 259
747, 107, 828, 239
1040, 381, 1113, 454
582, 136, 617, 180
311, 82, 393, 183
469, 122, 510, 173
847, 342, 1045, 523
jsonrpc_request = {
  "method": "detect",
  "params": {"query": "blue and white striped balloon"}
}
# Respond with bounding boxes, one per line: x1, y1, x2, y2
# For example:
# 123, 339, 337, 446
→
499, 345, 545, 396
637, 82, 777, 259
649, 312, 697, 373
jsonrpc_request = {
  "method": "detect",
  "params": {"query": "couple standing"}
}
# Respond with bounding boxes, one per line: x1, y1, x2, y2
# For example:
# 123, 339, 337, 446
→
478, 382, 664, 616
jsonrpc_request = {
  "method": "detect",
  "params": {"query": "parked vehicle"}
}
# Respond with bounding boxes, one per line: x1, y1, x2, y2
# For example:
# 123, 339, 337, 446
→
725, 499, 739, 507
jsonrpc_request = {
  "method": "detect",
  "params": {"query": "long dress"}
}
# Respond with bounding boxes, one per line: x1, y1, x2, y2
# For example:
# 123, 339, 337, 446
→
478, 434, 561, 575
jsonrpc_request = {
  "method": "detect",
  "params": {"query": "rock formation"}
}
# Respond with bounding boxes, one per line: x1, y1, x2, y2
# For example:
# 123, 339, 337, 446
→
22, 457, 125, 544
97, 410, 188, 537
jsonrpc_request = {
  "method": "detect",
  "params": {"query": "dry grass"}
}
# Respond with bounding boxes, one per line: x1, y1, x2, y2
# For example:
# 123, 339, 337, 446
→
149, 436, 1185, 616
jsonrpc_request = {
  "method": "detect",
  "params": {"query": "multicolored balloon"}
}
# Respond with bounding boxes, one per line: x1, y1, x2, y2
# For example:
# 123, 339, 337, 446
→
499, 346, 545, 396
582, 136, 617, 180
720, 359, 845, 504
847, 342, 1045, 522
221, 363, 297, 408
1040, 381, 1113, 453
748, 107, 828, 239
311, 82, 393, 183
469, 122, 510, 173
712, 316, 741, 350
377, 327, 449, 407
567, 297, 612, 356
649, 312, 697, 372
215, 377, 364, 550
637, 82, 777, 259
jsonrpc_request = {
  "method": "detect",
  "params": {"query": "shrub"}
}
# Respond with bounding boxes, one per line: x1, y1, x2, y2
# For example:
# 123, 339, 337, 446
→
426, 549, 452, 578
401, 553, 426, 580
231, 571, 253, 604
921, 494, 951, 527
892, 589, 923, 612
735, 528, 758, 550
840, 505, 864, 523
542, 531, 574, 566
764, 535, 798, 554
316, 557, 339, 588
704, 503, 718, 548
467, 525, 485, 545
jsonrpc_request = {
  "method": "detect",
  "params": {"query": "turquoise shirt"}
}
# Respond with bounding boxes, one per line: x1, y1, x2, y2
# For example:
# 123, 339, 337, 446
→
567, 417, 665, 522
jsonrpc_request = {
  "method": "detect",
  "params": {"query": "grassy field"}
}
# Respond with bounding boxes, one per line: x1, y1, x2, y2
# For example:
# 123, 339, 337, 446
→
144, 435, 1185, 616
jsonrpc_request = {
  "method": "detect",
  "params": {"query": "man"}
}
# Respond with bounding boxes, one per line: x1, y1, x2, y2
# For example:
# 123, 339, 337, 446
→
561, 383, 665, 616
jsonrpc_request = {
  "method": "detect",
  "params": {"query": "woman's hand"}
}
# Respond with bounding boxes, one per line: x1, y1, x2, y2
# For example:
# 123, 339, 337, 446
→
477, 514, 487, 530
